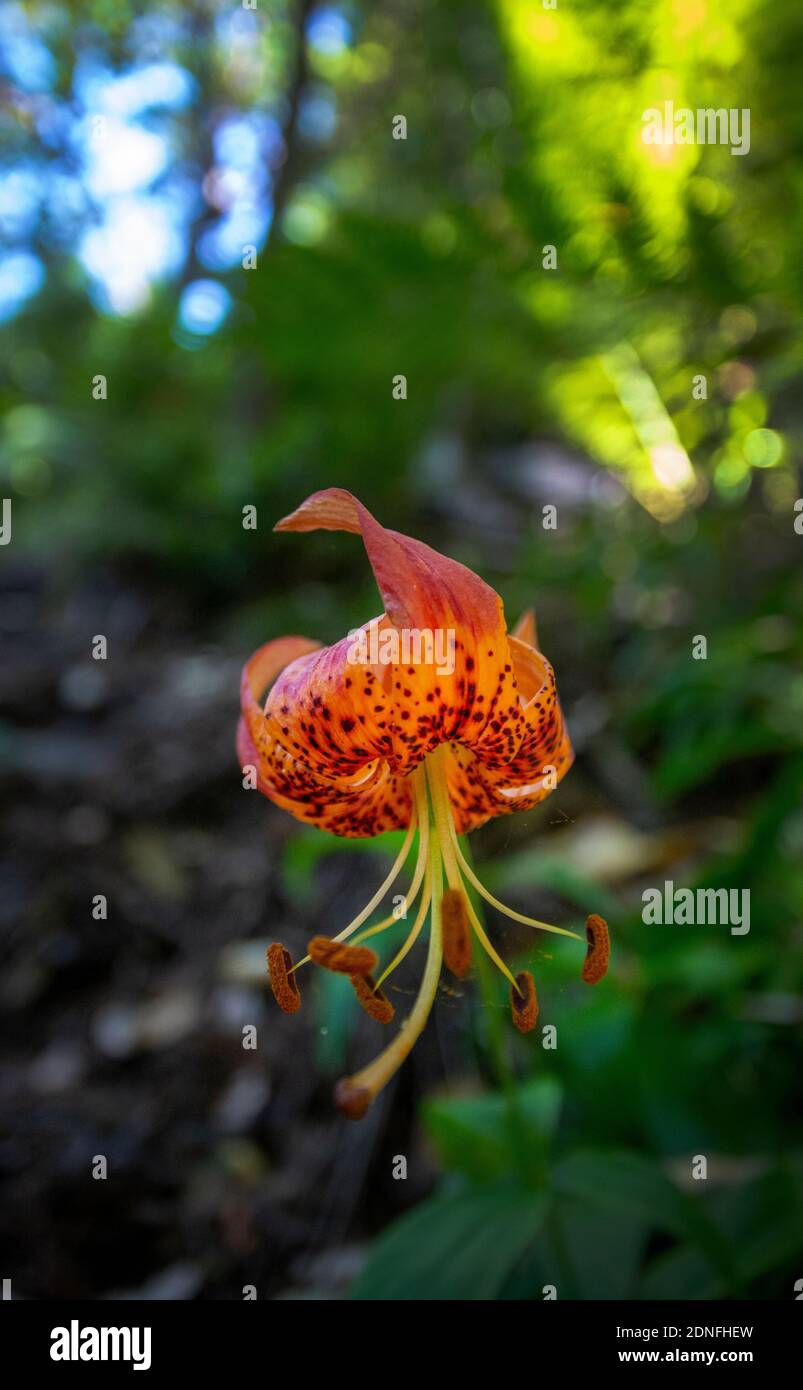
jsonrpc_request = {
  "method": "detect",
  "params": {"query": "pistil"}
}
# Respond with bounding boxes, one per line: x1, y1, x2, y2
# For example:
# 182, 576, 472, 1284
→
334, 832, 444, 1117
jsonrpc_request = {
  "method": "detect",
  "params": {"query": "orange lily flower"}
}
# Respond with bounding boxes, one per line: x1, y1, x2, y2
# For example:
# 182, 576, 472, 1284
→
238, 489, 609, 1118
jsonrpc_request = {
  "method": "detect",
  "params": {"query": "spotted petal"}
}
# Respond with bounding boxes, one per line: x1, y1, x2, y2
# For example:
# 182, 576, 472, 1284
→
441, 637, 574, 833
239, 492, 574, 837
238, 637, 412, 836
275, 489, 526, 775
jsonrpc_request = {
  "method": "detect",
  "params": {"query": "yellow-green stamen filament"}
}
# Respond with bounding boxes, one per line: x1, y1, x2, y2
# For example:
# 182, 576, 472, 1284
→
275, 747, 603, 1118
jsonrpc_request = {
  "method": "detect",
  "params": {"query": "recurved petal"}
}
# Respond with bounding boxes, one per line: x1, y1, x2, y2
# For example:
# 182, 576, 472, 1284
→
276, 489, 501, 634
239, 635, 323, 797
238, 637, 413, 837
237, 713, 412, 837
441, 647, 574, 833
510, 608, 538, 649
262, 628, 395, 778
275, 489, 523, 773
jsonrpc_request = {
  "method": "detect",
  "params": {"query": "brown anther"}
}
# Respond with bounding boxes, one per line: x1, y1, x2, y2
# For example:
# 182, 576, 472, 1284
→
308, 935, 378, 976
334, 1078, 372, 1120
582, 914, 610, 984
267, 943, 301, 1014
350, 973, 394, 1024
510, 970, 538, 1033
441, 887, 472, 978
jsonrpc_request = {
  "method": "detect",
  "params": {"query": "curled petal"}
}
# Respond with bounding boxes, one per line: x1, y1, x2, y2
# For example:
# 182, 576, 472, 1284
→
276, 489, 501, 635
439, 651, 574, 835
276, 489, 524, 774
264, 631, 395, 779
243, 493, 574, 837
510, 608, 538, 648
239, 636, 320, 792
238, 637, 413, 837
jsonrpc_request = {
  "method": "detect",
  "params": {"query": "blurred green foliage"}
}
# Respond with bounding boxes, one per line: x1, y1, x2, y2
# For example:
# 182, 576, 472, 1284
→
5, 0, 803, 572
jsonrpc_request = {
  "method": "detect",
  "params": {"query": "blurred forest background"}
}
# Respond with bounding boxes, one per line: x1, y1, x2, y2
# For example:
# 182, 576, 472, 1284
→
1, 0, 802, 1300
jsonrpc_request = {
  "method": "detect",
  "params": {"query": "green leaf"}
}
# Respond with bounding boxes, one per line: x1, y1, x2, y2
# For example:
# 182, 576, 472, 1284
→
349, 1180, 547, 1300
554, 1149, 693, 1233
643, 1166, 803, 1299
555, 1150, 733, 1289
553, 1149, 736, 1289
545, 1196, 648, 1300
423, 1078, 563, 1182
641, 1242, 724, 1300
